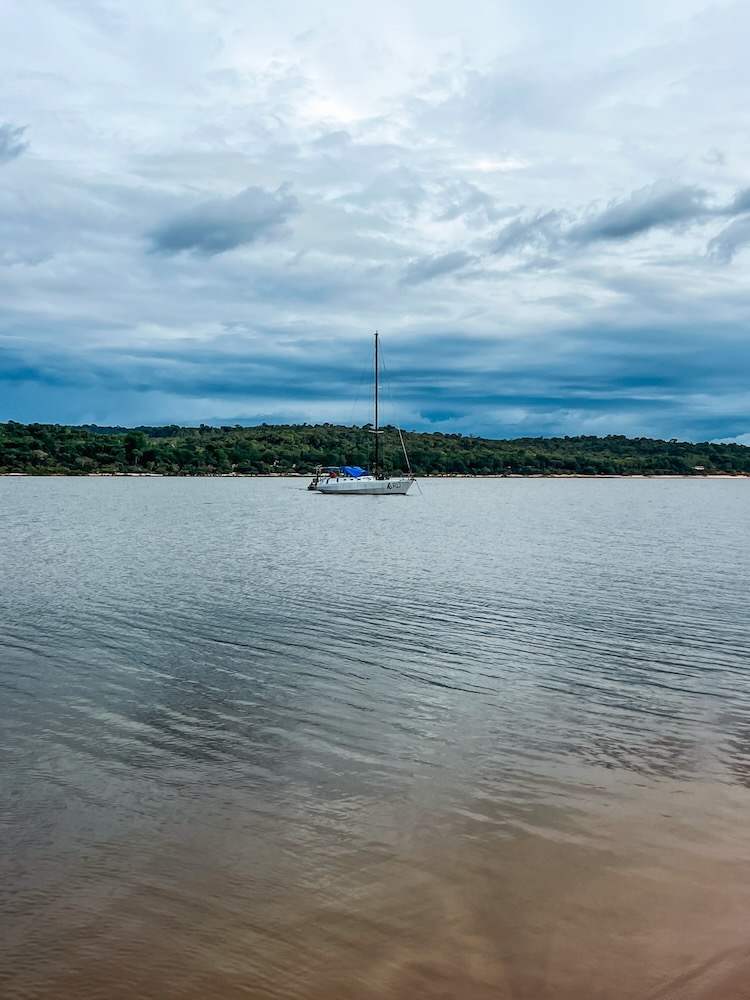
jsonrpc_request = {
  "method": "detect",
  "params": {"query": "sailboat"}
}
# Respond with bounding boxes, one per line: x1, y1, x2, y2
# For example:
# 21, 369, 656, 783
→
309, 333, 415, 495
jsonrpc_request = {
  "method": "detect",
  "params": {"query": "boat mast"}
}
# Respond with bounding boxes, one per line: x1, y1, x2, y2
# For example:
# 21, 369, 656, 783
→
373, 331, 380, 477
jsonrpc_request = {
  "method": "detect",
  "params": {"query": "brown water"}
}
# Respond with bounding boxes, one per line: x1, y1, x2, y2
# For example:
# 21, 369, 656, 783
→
1, 477, 749, 999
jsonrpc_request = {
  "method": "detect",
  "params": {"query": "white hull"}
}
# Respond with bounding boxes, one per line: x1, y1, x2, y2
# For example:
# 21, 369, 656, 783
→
317, 476, 413, 495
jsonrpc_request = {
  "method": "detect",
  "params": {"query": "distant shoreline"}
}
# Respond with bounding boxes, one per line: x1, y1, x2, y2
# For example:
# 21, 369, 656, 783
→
4, 422, 748, 477
2, 472, 748, 480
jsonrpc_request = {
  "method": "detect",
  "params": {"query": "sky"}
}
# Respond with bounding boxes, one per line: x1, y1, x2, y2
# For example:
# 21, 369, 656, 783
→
2, 0, 750, 442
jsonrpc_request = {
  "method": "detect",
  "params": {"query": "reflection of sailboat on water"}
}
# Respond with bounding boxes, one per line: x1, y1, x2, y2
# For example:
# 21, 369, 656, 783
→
308, 333, 416, 496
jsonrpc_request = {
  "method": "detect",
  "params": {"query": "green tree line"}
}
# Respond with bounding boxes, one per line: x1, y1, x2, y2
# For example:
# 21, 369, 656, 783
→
1, 420, 749, 476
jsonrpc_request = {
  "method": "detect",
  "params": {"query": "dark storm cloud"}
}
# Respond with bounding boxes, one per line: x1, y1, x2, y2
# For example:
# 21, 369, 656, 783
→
148, 184, 299, 255
0, 123, 28, 163
4, 314, 749, 441
707, 216, 750, 263
0, 336, 376, 405
568, 183, 710, 243
491, 183, 750, 260
401, 250, 476, 284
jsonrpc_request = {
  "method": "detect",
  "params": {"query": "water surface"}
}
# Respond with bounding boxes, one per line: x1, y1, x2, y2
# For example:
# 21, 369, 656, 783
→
2, 477, 750, 999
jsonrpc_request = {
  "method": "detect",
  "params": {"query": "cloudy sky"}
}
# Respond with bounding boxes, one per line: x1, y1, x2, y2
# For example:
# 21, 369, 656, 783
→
2, 0, 749, 440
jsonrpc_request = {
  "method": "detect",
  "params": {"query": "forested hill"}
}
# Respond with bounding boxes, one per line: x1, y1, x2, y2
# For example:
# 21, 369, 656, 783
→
1, 421, 749, 476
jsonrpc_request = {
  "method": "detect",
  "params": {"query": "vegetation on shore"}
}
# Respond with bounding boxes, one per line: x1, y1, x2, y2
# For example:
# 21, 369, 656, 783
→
1, 420, 748, 477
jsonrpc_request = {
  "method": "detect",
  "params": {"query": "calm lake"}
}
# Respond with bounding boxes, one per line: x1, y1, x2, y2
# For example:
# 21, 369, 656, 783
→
1, 477, 750, 999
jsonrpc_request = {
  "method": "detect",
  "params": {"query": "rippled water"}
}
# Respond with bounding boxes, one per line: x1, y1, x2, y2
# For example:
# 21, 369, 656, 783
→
2, 477, 750, 999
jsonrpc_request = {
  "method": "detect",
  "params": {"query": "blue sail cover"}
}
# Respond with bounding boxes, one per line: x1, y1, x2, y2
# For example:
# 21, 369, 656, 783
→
341, 466, 367, 478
